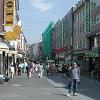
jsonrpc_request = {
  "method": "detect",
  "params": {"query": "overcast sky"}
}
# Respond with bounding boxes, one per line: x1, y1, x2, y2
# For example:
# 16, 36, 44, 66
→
19, 0, 79, 44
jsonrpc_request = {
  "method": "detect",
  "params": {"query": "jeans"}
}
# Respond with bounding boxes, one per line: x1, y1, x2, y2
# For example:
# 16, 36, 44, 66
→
68, 79, 78, 94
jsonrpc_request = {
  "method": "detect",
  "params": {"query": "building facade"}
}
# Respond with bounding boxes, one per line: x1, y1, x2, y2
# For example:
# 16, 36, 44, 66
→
73, 0, 91, 71
86, 0, 100, 71
52, 8, 74, 65
52, 20, 63, 62
62, 8, 73, 64
42, 22, 54, 60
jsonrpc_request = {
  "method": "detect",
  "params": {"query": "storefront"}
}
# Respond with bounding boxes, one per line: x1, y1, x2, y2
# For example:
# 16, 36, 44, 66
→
86, 30, 100, 72
0, 40, 15, 76
73, 50, 90, 72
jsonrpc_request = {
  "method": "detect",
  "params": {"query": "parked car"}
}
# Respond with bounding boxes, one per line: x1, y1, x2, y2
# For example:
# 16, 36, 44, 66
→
0, 75, 5, 83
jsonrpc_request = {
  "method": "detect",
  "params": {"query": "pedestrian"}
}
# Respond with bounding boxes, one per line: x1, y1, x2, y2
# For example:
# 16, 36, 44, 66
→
18, 62, 22, 77
34, 63, 39, 78
39, 63, 43, 78
13, 62, 17, 75
22, 61, 25, 73
67, 64, 72, 92
29, 61, 33, 78
67, 62, 80, 96
10, 65, 15, 78
24, 61, 28, 72
62, 64, 66, 77
26, 64, 31, 79
46, 63, 50, 76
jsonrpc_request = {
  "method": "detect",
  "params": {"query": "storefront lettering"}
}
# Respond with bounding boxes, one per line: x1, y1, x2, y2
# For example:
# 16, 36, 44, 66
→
6, 1, 13, 8
6, 0, 14, 26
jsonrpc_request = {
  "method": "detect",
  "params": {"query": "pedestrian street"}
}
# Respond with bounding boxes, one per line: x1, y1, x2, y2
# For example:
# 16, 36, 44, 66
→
0, 73, 70, 100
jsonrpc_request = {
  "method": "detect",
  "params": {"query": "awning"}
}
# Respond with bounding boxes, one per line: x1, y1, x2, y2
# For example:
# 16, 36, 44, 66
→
0, 41, 15, 51
86, 29, 100, 38
4, 41, 15, 50
0, 32, 4, 35
0, 42, 9, 50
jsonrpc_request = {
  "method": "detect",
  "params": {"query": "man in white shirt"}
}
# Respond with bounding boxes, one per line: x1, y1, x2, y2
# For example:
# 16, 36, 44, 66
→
10, 65, 15, 78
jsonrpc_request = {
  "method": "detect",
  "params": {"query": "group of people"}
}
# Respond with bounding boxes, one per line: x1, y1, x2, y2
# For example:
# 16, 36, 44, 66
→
10, 60, 80, 96
10, 60, 44, 79
46, 62, 57, 76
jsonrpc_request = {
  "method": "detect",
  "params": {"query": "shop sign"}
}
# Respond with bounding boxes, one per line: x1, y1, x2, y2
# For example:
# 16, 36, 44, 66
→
85, 51, 99, 57
5, 0, 14, 26
13, 25, 21, 34
4, 31, 20, 40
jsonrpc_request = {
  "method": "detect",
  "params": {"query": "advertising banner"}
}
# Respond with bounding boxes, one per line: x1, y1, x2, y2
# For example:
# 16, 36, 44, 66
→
5, 0, 14, 26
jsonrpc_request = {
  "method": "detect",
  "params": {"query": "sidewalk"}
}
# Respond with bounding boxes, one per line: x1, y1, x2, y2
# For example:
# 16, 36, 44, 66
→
45, 73, 100, 100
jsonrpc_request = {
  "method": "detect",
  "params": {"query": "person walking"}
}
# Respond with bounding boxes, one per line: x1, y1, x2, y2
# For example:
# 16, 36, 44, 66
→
26, 64, 31, 79
46, 63, 50, 76
34, 63, 39, 78
39, 63, 43, 78
67, 62, 80, 96
10, 65, 15, 78
24, 61, 28, 72
22, 61, 25, 73
18, 62, 22, 77
13, 62, 16, 75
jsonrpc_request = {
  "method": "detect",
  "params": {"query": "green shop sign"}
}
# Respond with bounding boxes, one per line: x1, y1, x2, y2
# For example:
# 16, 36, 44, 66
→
85, 51, 99, 57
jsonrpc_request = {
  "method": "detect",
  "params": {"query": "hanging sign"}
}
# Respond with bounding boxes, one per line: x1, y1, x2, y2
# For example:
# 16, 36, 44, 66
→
5, 0, 14, 26
4, 31, 20, 40
13, 25, 21, 34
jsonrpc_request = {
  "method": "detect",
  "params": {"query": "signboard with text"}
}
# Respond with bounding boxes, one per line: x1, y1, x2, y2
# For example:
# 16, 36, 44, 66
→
5, 0, 14, 26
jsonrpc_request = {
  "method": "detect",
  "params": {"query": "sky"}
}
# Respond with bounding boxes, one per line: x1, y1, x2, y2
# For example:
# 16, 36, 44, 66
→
19, 0, 79, 44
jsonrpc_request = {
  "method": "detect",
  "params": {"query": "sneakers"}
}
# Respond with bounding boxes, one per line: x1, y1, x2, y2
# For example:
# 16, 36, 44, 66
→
73, 93, 77, 96
67, 93, 77, 96
67, 93, 72, 96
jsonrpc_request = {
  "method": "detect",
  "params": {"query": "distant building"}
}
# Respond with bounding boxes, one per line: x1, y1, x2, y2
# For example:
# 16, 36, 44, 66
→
52, 8, 73, 64
42, 22, 54, 60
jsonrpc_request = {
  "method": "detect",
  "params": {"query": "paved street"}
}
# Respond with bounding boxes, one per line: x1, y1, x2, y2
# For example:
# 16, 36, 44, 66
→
45, 73, 100, 100
0, 73, 100, 100
0, 74, 70, 100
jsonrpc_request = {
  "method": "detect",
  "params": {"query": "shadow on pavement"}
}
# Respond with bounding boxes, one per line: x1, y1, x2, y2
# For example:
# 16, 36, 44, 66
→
46, 73, 100, 100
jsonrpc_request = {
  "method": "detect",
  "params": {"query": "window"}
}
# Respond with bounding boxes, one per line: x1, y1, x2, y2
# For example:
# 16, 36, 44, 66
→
92, 0, 100, 9
91, 14, 100, 26
74, 42, 78, 49
74, 15, 76, 23
78, 39, 82, 49
96, 14, 100, 24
